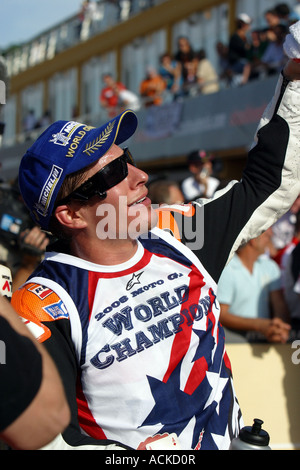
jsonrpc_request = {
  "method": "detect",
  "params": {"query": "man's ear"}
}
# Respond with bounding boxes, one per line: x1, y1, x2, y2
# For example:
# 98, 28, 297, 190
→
54, 204, 87, 229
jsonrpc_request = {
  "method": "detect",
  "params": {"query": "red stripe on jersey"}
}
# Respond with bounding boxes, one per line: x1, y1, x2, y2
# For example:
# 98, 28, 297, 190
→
207, 288, 217, 338
163, 265, 205, 383
184, 356, 208, 396
76, 380, 107, 440
223, 351, 232, 373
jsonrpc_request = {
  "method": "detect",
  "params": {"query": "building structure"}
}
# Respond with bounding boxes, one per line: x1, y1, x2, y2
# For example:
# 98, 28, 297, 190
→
0, 0, 296, 179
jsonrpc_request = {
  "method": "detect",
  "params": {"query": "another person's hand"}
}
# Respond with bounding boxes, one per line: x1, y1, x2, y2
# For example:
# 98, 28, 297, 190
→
258, 317, 291, 343
20, 226, 49, 255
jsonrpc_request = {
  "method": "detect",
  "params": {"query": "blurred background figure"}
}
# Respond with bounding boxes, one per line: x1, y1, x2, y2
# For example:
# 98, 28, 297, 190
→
258, 24, 288, 75
174, 36, 198, 96
140, 66, 166, 107
196, 49, 220, 94
159, 52, 182, 101
264, 8, 281, 29
228, 13, 252, 86
79, 0, 98, 40
218, 229, 291, 343
147, 179, 184, 205
181, 149, 220, 201
100, 72, 140, 116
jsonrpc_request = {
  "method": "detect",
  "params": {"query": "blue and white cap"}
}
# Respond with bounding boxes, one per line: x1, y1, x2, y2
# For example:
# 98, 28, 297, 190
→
18, 110, 138, 230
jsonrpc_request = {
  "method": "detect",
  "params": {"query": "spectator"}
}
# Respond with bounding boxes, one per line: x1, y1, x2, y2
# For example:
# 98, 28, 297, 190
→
147, 179, 184, 205
140, 66, 166, 107
259, 24, 288, 75
218, 229, 291, 343
247, 29, 270, 80
0, 293, 70, 449
118, 88, 141, 112
278, 206, 300, 267
96, 70, 139, 115
196, 49, 220, 94
264, 8, 281, 29
292, 1, 300, 21
159, 52, 182, 101
37, 110, 51, 129
99, 73, 127, 117
174, 36, 198, 96
272, 194, 300, 255
274, 3, 291, 25
181, 149, 220, 201
23, 109, 37, 136
215, 41, 232, 87
228, 13, 252, 86
79, 0, 98, 40
283, 240, 300, 331
278, 210, 300, 275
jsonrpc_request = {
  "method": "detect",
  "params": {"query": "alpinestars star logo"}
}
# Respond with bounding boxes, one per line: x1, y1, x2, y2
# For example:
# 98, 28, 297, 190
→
126, 272, 143, 291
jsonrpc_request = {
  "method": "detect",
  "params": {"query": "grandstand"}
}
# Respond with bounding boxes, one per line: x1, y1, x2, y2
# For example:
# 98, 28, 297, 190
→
0, 0, 288, 180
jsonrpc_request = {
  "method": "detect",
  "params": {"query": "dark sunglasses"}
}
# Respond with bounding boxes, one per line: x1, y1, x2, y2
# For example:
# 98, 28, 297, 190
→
56, 148, 135, 206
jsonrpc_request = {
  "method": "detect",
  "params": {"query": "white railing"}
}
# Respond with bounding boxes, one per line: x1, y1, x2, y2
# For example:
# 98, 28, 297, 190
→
3, 0, 167, 78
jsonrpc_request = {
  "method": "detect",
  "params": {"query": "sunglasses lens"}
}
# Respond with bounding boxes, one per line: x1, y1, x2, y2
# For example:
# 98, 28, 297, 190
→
123, 148, 135, 166
99, 156, 128, 189
57, 149, 134, 205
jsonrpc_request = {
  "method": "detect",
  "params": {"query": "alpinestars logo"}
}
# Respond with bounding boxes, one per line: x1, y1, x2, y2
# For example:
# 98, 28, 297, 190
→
126, 272, 143, 291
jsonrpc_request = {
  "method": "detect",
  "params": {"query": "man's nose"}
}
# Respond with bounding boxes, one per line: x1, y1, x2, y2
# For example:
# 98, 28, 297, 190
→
128, 164, 148, 187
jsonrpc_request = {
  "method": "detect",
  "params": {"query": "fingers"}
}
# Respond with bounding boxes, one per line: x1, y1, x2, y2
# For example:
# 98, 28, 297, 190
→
266, 318, 291, 343
21, 227, 50, 251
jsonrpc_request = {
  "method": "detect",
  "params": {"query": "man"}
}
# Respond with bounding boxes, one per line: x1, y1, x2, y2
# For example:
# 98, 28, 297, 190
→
217, 229, 290, 343
147, 179, 184, 205
181, 149, 220, 201
140, 66, 166, 107
227, 13, 252, 86
11, 58, 300, 450
99, 73, 127, 117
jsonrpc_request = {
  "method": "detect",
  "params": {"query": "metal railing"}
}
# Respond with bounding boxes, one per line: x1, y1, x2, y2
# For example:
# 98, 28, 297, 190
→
3, 0, 167, 78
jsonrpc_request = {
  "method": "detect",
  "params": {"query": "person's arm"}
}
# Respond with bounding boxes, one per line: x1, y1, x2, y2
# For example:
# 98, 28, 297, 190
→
13, 226, 50, 292
220, 302, 290, 343
0, 295, 70, 450
11, 283, 131, 450
185, 60, 300, 282
269, 288, 291, 323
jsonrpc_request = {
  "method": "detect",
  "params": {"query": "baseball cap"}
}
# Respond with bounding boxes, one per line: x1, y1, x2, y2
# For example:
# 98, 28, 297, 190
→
237, 13, 252, 24
187, 149, 213, 164
19, 110, 138, 230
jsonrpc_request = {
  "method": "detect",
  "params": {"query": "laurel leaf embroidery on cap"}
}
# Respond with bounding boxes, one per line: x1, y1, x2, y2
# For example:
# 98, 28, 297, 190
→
83, 120, 116, 156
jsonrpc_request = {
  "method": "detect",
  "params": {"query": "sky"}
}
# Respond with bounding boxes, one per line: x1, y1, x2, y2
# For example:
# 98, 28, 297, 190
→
0, 0, 83, 50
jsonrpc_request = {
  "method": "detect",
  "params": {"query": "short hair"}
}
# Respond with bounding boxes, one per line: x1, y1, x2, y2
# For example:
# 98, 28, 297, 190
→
48, 164, 94, 238
148, 179, 181, 205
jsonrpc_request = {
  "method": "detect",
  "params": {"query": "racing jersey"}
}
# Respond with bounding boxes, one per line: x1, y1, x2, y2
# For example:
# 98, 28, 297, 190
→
11, 73, 300, 450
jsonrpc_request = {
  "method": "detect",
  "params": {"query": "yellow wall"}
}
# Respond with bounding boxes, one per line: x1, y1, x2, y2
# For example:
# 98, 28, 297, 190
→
227, 342, 300, 450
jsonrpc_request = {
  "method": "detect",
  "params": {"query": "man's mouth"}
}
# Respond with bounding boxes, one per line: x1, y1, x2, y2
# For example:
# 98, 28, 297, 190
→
130, 196, 147, 206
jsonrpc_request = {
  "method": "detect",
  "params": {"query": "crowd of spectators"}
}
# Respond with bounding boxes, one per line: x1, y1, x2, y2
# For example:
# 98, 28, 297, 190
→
98, 2, 300, 117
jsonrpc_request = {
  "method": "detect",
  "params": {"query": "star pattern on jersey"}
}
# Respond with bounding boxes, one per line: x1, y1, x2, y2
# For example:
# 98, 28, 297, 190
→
140, 319, 232, 449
